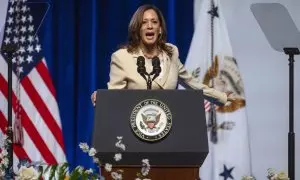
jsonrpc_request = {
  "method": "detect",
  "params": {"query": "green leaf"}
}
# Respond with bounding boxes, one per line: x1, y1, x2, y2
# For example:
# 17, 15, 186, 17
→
81, 171, 89, 180
49, 165, 58, 180
90, 174, 99, 180
69, 167, 81, 180
44, 165, 51, 174
57, 163, 69, 180
38, 165, 44, 179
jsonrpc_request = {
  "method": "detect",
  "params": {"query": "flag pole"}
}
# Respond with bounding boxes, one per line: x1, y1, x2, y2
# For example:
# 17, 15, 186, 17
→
0, 44, 18, 176
208, 0, 219, 144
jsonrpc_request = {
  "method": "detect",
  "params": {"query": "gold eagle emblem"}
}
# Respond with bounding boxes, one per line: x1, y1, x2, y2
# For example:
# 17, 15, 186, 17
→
142, 113, 161, 129
200, 55, 246, 113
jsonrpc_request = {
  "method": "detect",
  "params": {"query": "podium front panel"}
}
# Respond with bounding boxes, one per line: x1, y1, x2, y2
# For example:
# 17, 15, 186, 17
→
93, 89, 208, 166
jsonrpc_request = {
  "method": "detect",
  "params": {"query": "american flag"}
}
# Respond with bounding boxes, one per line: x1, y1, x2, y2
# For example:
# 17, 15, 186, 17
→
0, 0, 66, 164
204, 99, 212, 112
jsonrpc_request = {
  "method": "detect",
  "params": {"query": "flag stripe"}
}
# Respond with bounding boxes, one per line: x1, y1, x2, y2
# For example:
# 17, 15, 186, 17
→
0, 92, 39, 162
13, 143, 31, 162
0, 59, 65, 163
29, 65, 62, 129
13, 76, 65, 162
0, 74, 58, 164
0, 111, 7, 133
0, 111, 31, 162
21, 76, 65, 152
35, 59, 56, 98
204, 100, 211, 112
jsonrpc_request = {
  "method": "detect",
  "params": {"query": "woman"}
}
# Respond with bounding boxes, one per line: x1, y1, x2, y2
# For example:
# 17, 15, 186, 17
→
91, 4, 234, 106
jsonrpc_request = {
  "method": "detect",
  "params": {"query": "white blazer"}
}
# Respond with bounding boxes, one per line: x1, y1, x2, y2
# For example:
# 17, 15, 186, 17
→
107, 43, 227, 104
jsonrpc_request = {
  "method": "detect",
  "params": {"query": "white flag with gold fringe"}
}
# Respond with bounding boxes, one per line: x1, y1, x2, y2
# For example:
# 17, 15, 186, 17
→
184, 0, 252, 179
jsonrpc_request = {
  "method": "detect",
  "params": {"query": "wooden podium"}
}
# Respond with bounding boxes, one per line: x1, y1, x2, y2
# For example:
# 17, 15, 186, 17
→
100, 166, 200, 180
93, 90, 208, 180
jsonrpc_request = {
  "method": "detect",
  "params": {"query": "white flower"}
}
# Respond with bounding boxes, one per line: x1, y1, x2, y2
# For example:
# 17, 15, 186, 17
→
115, 142, 126, 151
115, 137, 126, 151
85, 168, 93, 174
270, 173, 289, 180
75, 166, 84, 174
17, 166, 40, 180
3, 134, 8, 140
2, 158, 9, 167
1, 149, 8, 156
105, 163, 112, 172
267, 169, 289, 180
140, 159, 150, 176
88, 148, 97, 156
141, 166, 150, 176
135, 178, 141, 180
93, 157, 100, 163
111, 171, 122, 180
117, 136, 123, 140
114, 153, 122, 161
79, 143, 89, 153
0, 169, 5, 177
142, 159, 149, 166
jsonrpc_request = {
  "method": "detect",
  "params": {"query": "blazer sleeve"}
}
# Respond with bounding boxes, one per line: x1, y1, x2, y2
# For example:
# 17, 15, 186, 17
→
173, 46, 227, 105
107, 52, 127, 89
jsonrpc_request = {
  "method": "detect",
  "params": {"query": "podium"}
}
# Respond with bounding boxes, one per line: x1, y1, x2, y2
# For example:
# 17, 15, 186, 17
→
93, 89, 208, 180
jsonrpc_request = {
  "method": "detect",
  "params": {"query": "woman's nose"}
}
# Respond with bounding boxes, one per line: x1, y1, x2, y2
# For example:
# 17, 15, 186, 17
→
147, 22, 153, 28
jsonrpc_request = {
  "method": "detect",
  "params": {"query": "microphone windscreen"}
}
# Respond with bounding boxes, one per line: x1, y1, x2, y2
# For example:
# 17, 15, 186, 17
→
152, 56, 160, 66
137, 56, 145, 66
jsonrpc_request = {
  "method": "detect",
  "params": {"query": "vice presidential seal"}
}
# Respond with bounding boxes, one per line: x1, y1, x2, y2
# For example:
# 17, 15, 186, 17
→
130, 99, 172, 142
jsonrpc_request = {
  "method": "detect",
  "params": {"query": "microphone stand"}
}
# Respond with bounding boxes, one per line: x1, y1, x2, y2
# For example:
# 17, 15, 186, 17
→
137, 56, 161, 90
146, 68, 160, 90
146, 73, 152, 90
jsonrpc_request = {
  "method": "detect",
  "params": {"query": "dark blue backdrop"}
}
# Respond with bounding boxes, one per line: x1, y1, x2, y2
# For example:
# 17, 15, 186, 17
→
38, 0, 194, 169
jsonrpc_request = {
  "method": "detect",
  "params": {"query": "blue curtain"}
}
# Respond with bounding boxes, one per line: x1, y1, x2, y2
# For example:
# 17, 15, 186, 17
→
39, 0, 194, 169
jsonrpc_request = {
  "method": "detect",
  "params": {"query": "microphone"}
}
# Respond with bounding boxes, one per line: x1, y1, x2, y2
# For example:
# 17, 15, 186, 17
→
136, 56, 147, 81
151, 56, 161, 81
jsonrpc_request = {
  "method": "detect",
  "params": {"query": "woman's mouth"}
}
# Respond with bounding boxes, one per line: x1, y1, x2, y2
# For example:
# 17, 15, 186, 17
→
145, 32, 155, 39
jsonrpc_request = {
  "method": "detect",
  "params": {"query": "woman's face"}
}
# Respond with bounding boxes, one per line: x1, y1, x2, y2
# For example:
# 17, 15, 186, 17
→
140, 9, 161, 47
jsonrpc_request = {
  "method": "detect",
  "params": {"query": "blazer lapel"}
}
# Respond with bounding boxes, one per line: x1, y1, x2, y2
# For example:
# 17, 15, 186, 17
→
152, 51, 170, 89
132, 48, 144, 59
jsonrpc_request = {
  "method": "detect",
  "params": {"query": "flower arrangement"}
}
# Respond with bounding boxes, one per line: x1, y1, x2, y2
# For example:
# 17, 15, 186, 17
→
1, 131, 290, 180
267, 168, 289, 180
13, 160, 99, 180
79, 136, 151, 180
1, 136, 150, 180
0, 128, 11, 179
1, 131, 153, 180
242, 169, 289, 180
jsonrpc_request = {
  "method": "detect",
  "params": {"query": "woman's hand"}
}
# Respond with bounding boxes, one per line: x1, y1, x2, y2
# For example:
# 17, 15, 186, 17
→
91, 91, 97, 106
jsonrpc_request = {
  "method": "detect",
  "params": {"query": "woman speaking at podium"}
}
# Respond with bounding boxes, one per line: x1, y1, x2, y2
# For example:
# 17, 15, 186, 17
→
91, 5, 234, 179
91, 4, 234, 106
